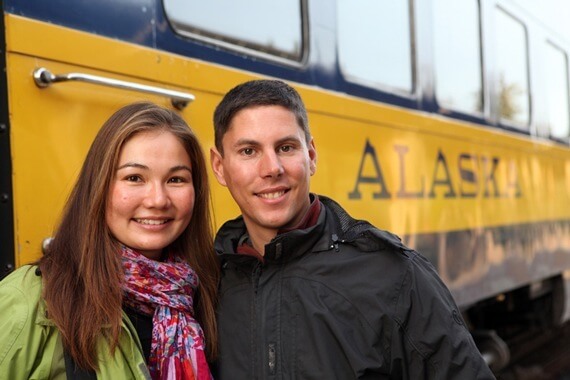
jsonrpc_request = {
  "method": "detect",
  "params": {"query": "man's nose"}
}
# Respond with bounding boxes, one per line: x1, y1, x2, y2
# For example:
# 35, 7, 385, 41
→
260, 151, 284, 178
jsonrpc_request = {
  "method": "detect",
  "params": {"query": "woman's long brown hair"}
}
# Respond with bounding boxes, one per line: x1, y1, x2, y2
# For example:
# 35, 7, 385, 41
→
39, 102, 219, 371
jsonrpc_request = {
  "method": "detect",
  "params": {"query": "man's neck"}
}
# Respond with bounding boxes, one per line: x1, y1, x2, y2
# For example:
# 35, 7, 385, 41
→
241, 195, 321, 257
249, 229, 277, 257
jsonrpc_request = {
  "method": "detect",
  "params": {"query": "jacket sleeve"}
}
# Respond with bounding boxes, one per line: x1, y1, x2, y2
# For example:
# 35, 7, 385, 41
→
389, 252, 496, 380
0, 268, 51, 379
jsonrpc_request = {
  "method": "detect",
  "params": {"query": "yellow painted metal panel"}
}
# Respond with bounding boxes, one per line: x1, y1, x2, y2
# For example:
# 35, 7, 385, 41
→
5, 14, 570, 270
308, 110, 569, 234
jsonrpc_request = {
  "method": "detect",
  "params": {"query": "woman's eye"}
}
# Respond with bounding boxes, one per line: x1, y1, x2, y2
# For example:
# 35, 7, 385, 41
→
125, 175, 141, 182
168, 177, 185, 183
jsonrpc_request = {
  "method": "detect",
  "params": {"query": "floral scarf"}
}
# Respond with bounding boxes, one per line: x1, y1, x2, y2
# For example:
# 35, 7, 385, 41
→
121, 246, 212, 380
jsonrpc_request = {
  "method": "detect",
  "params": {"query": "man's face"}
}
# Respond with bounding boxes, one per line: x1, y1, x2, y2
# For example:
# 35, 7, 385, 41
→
211, 105, 317, 243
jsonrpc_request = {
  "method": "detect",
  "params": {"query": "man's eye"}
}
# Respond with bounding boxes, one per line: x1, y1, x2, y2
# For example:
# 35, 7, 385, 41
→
280, 145, 293, 153
241, 148, 254, 156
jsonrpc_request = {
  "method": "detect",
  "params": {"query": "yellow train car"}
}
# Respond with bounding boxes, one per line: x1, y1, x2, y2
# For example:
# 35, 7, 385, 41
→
1, 0, 569, 371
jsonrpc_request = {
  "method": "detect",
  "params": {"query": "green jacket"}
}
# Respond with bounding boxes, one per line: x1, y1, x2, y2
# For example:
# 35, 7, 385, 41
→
0, 265, 151, 379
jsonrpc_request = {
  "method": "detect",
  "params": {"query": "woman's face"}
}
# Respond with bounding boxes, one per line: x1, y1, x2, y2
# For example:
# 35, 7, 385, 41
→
106, 130, 195, 260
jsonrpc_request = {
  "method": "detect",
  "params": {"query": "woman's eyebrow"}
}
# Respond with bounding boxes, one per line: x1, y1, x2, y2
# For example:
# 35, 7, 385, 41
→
169, 165, 192, 174
116, 162, 148, 170
116, 163, 192, 174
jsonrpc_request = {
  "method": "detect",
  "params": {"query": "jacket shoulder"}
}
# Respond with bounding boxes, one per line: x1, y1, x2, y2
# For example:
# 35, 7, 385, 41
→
0, 265, 42, 310
319, 195, 412, 255
0, 265, 49, 378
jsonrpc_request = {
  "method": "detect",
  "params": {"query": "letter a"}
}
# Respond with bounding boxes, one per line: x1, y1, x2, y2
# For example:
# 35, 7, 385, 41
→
349, 139, 391, 199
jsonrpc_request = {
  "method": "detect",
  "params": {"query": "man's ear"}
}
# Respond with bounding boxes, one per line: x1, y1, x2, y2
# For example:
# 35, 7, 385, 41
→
308, 138, 317, 176
210, 147, 228, 186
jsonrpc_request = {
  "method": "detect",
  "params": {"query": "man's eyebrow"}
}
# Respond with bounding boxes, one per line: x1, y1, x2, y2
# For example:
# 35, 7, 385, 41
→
275, 135, 302, 145
233, 135, 302, 148
233, 138, 260, 148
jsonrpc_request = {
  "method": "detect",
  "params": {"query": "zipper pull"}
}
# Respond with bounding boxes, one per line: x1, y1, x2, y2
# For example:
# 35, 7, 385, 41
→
268, 343, 276, 375
331, 234, 340, 252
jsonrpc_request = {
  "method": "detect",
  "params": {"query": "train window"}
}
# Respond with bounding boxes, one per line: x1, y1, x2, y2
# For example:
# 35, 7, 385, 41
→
163, 0, 304, 62
433, 0, 483, 114
545, 42, 570, 141
495, 8, 530, 128
337, 0, 413, 93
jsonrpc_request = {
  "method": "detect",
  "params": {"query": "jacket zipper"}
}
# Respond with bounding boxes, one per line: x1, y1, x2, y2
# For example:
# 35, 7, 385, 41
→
251, 262, 278, 377
251, 262, 262, 378
252, 261, 262, 294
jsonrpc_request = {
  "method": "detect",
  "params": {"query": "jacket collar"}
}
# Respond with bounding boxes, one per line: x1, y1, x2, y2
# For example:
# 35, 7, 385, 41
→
215, 194, 333, 264
214, 194, 405, 264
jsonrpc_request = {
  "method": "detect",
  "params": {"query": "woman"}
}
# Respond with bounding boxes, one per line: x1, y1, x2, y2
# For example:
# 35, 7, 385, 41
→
0, 102, 219, 379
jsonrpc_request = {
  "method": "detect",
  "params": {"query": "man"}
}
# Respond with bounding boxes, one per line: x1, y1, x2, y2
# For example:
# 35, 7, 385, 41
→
210, 79, 495, 379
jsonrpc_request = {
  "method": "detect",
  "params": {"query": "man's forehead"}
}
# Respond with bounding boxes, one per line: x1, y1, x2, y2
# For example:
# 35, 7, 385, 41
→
225, 108, 302, 134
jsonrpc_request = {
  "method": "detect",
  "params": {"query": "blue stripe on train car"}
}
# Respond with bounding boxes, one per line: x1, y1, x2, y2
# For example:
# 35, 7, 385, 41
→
4, 0, 315, 84
4, 0, 429, 111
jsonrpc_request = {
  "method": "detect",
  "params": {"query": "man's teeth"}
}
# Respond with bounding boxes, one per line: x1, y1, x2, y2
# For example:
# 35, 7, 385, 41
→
136, 219, 168, 225
259, 191, 285, 199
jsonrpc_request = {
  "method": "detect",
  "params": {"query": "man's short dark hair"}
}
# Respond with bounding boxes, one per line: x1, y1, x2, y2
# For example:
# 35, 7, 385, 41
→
213, 79, 310, 155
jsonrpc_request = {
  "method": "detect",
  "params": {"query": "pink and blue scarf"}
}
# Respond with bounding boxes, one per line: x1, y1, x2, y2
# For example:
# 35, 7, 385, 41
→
121, 246, 212, 380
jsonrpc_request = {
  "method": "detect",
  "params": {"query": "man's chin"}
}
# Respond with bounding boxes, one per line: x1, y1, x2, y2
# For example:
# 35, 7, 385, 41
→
250, 216, 291, 230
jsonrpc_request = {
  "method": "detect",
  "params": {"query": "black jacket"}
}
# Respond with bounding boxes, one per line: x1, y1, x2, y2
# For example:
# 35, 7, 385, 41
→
214, 195, 495, 379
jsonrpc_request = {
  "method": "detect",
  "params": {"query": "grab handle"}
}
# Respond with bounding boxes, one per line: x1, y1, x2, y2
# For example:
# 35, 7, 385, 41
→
33, 67, 194, 110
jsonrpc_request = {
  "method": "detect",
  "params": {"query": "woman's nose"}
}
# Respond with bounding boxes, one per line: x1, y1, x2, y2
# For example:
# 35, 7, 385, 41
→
143, 183, 170, 209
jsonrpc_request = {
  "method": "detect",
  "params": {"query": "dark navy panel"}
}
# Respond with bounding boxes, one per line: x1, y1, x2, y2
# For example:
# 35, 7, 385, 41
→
0, 2, 15, 280
5, 0, 156, 46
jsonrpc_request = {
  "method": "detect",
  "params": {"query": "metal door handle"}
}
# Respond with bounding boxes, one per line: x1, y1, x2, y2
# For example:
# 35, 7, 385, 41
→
33, 67, 195, 110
